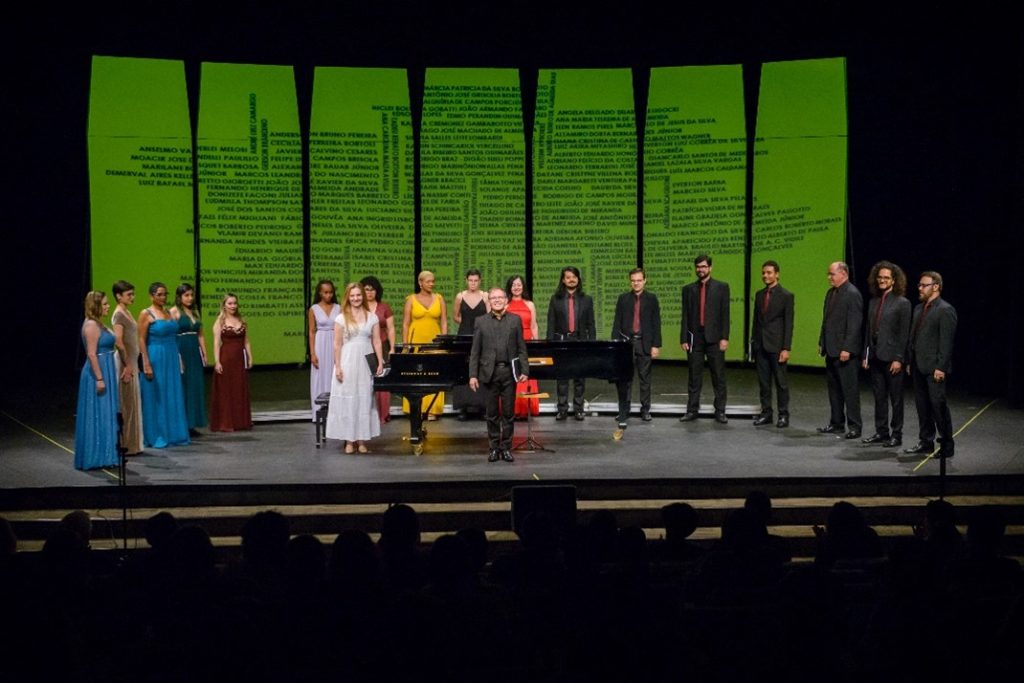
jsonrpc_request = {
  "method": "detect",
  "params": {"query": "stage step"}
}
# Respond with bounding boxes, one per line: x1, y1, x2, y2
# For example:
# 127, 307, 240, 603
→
7, 495, 1024, 560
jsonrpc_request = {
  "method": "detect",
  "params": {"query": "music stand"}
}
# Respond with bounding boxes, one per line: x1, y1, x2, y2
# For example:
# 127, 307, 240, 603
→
512, 391, 554, 453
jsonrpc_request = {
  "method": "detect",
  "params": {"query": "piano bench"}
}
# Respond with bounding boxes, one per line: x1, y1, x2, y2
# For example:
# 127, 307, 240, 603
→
314, 392, 331, 448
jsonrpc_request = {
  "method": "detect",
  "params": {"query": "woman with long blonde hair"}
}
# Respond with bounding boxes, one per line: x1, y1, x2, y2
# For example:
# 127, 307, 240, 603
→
326, 283, 384, 453
210, 293, 253, 432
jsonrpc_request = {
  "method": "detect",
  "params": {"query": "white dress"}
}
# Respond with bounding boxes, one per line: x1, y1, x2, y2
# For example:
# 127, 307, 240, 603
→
325, 312, 381, 442
310, 303, 341, 420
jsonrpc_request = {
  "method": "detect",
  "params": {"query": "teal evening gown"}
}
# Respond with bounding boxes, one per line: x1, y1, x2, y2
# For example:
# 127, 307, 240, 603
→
74, 327, 120, 470
176, 314, 208, 429
139, 314, 191, 448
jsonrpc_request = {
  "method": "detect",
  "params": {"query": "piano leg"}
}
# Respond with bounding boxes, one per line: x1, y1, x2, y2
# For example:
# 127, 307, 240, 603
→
404, 392, 427, 455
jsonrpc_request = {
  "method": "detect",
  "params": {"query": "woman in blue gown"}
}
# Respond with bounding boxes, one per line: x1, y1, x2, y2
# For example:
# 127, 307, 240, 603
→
138, 282, 190, 448
75, 291, 121, 470
171, 283, 208, 434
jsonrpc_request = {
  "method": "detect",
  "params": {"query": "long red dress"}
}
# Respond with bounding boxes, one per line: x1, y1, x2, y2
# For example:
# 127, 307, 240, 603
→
210, 324, 253, 432
507, 298, 540, 417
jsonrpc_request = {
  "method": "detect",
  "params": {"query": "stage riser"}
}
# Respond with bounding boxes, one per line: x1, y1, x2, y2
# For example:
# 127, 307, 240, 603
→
3, 474, 1022, 511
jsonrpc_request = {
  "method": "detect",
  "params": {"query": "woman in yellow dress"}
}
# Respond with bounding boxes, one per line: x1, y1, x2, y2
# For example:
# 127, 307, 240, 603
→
402, 270, 448, 419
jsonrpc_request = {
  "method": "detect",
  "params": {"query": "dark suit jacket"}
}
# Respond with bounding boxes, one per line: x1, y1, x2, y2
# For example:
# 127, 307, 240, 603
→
910, 297, 957, 374
469, 311, 528, 384
819, 281, 863, 358
611, 290, 662, 354
680, 278, 730, 344
751, 284, 794, 355
865, 292, 911, 363
546, 291, 595, 340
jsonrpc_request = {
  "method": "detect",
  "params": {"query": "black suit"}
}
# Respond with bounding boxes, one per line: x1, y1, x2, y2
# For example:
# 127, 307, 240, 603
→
469, 311, 529, 451
612, 289, 662, 420
865, 291, 911, 439
819, 281, 864, 432
546, 290, 595, 415
751, 284, 794, 418
680, 278, 730, 413
909, 296, 957, 454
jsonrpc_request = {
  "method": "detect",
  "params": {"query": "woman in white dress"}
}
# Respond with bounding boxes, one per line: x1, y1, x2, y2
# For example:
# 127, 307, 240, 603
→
308, 279, 340, 421
325, 282, 384, 453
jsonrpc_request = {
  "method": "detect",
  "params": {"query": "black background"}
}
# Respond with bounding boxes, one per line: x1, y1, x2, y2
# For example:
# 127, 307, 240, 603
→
4, 2, 1021, 404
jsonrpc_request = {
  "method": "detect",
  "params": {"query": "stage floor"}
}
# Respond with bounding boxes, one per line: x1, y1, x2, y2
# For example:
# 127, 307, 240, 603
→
2, 365, 1021, 490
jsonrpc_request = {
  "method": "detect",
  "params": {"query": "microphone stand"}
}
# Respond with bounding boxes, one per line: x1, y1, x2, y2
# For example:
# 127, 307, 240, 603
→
116, 412, 129, 554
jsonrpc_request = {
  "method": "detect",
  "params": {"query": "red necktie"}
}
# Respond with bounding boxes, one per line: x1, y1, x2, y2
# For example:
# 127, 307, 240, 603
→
873, 290, 888, 335
699, 281, 707, 327
632, 294, 641, 334
913, 301, 931, 340
762, 286, 772, 315
568, 294, 575, 333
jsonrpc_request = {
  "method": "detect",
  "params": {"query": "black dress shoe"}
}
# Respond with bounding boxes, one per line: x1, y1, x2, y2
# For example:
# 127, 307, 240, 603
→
776, 416, 789, 428
715, 412, 728, 424
844, 430, 861, 439
936, 449, 954, 459
903, 442, 934, 454
752, 414, 773, 426
574, 411, 585, 421
501, 449, 515, 462
488, 449, 500, 462
861, 433, 888, 444
641, 412, 653, 422
883, 437, 902, 448
555, 411, 568, 421
817, 424, 841, 434
679, 412, 698, 422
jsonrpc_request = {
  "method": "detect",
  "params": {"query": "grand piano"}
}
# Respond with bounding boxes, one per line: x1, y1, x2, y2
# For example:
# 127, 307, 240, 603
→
374, 336, 633, 454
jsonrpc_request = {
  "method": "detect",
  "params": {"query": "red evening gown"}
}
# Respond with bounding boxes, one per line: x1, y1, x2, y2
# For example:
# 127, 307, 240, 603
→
506, 298, 540, 417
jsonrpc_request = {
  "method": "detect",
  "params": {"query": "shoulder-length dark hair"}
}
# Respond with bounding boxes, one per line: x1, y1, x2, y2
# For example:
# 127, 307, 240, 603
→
505, 274, 531, 301
554, 266, 583, 297
360, 276, 384, 302
867, 261, 907, 297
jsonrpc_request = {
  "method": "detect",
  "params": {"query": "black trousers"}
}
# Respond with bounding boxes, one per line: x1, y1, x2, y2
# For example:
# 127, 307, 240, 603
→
485, 364, 516, 451
754, 347, 790, 417
824, 355, 862, 431
687, 329, 726, 413
868, 357, 905, 438
616, 337, 652, 420
912, 367, 953, 452
557, 378, 586, 414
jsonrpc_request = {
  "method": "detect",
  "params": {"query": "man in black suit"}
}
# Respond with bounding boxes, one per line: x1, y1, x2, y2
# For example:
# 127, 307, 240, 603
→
612, 267, 662, 429
818, 261, 864, 439
469, 288, 529, 462
546, 266, 595, 421
679, 254, 730, 423
862, 261, 912, 448
751, 260, 794, 428
904, 271, 958, 458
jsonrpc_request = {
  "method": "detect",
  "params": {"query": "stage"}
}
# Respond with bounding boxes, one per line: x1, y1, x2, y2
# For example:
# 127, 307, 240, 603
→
3, 366, 1021, 492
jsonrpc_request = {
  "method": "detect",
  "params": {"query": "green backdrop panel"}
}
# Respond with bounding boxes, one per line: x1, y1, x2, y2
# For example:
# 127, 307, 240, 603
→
644, 65, 746, 360
309, 67, 414, 316
533, 68, 637, 337
197, 62, 304, 365
753, 57, 848, 366
421, 68, 525, 315
88, 56, 194, 312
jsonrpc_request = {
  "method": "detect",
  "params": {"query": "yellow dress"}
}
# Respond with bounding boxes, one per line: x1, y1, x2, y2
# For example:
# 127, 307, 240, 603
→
402, 293, 445, 416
